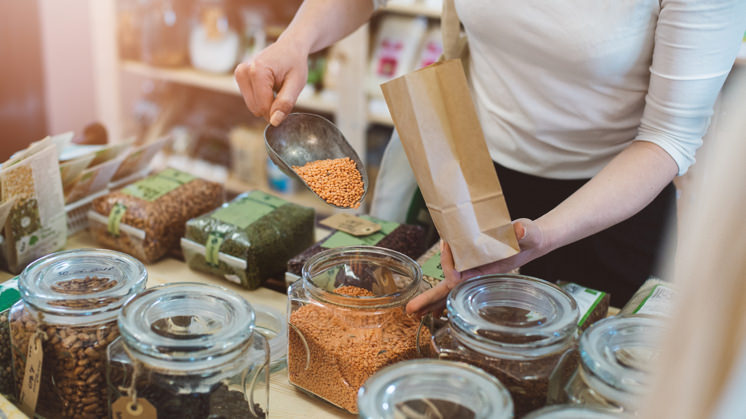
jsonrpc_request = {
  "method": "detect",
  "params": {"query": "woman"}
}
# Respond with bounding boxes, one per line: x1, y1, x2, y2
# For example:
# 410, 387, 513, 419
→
235, 0, 746, 309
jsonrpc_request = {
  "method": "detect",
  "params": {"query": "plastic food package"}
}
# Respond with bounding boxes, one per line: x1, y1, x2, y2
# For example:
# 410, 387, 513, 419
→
558, 282, 610, 331
416, 242, 443, 288
620, 277, 676, 317
0, 141, 67, 274
286, 215, 428, 278
88, 168, 224, 263
182, 191, 315, 289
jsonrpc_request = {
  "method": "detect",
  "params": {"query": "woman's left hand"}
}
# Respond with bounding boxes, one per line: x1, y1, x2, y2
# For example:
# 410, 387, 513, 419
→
406, 218, 550, 316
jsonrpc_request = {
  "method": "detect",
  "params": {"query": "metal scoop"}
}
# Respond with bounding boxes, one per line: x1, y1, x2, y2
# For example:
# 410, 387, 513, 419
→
264, 113, 369, 208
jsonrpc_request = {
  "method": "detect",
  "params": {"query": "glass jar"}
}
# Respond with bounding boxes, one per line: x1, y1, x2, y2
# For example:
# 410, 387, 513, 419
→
8, 249, 147, 419
287, 246, 430, 414
431, 274, 580, 418
524, 405, 623, 419
0, 278, 21, 397
117, 0, 144, 60
189, 0, 241, 73
358, 359, 514, 419
560, 315, 663, 413
141, 0, 190, 67
107, 282, 269, 419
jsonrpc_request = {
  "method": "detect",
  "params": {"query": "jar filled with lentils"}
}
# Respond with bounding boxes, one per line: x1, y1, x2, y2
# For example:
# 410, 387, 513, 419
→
288, 246, 431, 414
9, 249, 147, 419
431, 274, 580, 418
107, 283, 270, 419
558, 315, 663, 414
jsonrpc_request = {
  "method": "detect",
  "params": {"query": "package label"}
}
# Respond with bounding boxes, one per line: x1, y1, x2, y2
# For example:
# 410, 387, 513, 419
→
211, 190, 287, 229
634, 284, 675, 317
122, 168, 195, 201
421, 251, 444, 282
0, 277, 20, 312
561, 282, 606, 327
108, 203, 127, 236
321, 216, 399, 248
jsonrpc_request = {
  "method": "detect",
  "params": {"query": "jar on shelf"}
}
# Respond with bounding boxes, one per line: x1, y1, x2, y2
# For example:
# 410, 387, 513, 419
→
558, 315, 663, 414
430, 274, 580, 418
287, 246, 430, 414
117, 0, 144, 60
141, 0, 190, 67
189, 0, 241, 73
8, 249, 147, 419
524, 404, 624, 419
107, 282, 269, 419
358, 359, 514, 419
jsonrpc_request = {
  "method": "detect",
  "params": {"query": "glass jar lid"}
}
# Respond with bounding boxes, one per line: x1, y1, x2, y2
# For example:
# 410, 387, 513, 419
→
358, 360, 514, 419
301, 246, 423, 309
118, 282, 256, 370
580, 315, 663, 396
447, 274, 578, 353
524, 405, 623, 419
19, 249, 147, 321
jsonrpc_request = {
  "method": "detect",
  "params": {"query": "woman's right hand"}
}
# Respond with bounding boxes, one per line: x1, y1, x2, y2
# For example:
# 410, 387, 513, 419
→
234, 39, 309, 127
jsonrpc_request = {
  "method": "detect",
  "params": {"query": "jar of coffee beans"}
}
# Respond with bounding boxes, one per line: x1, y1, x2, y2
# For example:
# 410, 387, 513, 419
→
558, 315, 663, 414
288, 246, 431, 414
358, 359, 514, 419
431, 274, 580, 418
8, 249, 147, 419
107, 283, 270, 419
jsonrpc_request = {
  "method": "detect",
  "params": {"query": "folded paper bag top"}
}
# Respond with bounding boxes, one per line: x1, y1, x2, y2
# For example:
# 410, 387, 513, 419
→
381, 58, 519, 272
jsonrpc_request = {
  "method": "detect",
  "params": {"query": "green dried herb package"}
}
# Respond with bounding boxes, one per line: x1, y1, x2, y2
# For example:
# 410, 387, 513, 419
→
182, 191, 315, 289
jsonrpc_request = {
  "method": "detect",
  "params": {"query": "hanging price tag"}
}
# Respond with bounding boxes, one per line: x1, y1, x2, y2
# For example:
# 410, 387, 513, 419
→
321, 213, 381, 236
19, 333, 43, 417
112, 397, 157, 419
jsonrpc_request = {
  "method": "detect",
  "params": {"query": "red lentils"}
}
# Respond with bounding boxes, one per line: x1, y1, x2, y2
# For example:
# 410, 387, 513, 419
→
292, 157, 364, 208
288, 286, 431, 413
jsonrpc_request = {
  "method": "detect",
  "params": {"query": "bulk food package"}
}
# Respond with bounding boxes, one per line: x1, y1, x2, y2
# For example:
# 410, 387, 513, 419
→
0, 140, 67, 274
88, 168, 224, 263
181, 191, 315, 290
286, 214, 429, 283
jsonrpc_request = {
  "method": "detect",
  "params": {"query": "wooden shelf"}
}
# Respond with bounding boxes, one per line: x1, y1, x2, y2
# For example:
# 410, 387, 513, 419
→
382, 1, 441, 19
120, 60, 337, 114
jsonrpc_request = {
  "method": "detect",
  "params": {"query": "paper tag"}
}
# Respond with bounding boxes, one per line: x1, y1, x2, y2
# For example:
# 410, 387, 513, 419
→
210, 191, 286, 229
205, 232, 224, 267
111, 397, 157, 419
19, 333, 43, 417
321, 214, 382, 236
421, 251, 444, 281
634, 284, 675, 317
122, 169, 195, 202
560, 282, 606, 327
108, 203, 127, 236
321, 216, 398, 248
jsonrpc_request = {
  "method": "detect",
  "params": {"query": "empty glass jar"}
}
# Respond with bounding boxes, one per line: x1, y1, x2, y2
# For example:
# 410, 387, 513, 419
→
559, 315, 663, 413
430, 274, 580, 417
9, 249, 147, 419
107, 282, 269, 419
287, 246, 429, 414
141, 0, 190, 67
358, 359, 514, 419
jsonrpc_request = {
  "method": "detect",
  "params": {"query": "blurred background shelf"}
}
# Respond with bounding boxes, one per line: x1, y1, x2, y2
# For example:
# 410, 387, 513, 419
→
382, 1, 441, 19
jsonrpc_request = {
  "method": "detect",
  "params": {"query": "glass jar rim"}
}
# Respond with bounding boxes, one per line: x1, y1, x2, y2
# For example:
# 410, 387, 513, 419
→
358, 359, 514, 419
19, 248, 147, 319
301, 246, 423, 309
580, 314, 664, 395
523, 404, 623, 419
447, 274, 579, 351
118, 282, 256, 368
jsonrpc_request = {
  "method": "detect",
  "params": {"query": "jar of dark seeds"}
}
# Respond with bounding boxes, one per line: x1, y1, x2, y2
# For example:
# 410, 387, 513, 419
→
358, 359, 514, 419
107, 282, 270, 419
8, 249, 147, 419
558, 315, 663, 414
430, 274, 580, 418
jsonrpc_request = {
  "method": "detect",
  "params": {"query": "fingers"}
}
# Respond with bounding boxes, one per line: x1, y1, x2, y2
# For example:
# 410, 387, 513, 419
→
269, 68, 307, 126
235, 60, 276, 121
406, 281, 452, 315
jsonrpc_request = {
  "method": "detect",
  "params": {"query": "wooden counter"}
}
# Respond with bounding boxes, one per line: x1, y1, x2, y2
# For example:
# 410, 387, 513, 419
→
0, 233, 352, 419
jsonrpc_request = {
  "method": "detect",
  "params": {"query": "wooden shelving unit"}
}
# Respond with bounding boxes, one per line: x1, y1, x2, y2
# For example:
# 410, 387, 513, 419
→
381, 1, 441, 19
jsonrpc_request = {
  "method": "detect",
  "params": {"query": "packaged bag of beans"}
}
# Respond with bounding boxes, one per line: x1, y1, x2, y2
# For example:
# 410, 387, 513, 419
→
88, 168, 224, 263
181, 191, 315, 290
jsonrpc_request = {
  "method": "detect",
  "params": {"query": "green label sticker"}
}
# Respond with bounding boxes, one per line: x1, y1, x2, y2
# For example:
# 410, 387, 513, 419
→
211, 191, 288, 229
0, 277, 20, 312
205, 232, 224, 267
321, 216, 399, 248
122, 169, 195, 201
421, 251, 444, 281
107, 203, 127, 237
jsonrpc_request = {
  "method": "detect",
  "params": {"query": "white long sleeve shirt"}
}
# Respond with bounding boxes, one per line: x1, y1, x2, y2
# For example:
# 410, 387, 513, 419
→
376, 0, 746, 178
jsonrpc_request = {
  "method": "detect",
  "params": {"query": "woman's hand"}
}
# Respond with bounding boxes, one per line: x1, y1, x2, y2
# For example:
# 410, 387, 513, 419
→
406, 219, 551, 316
234, 39, 309, 127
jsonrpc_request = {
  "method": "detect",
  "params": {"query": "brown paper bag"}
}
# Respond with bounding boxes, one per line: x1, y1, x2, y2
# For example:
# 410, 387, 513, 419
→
381, 59, 519, 272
